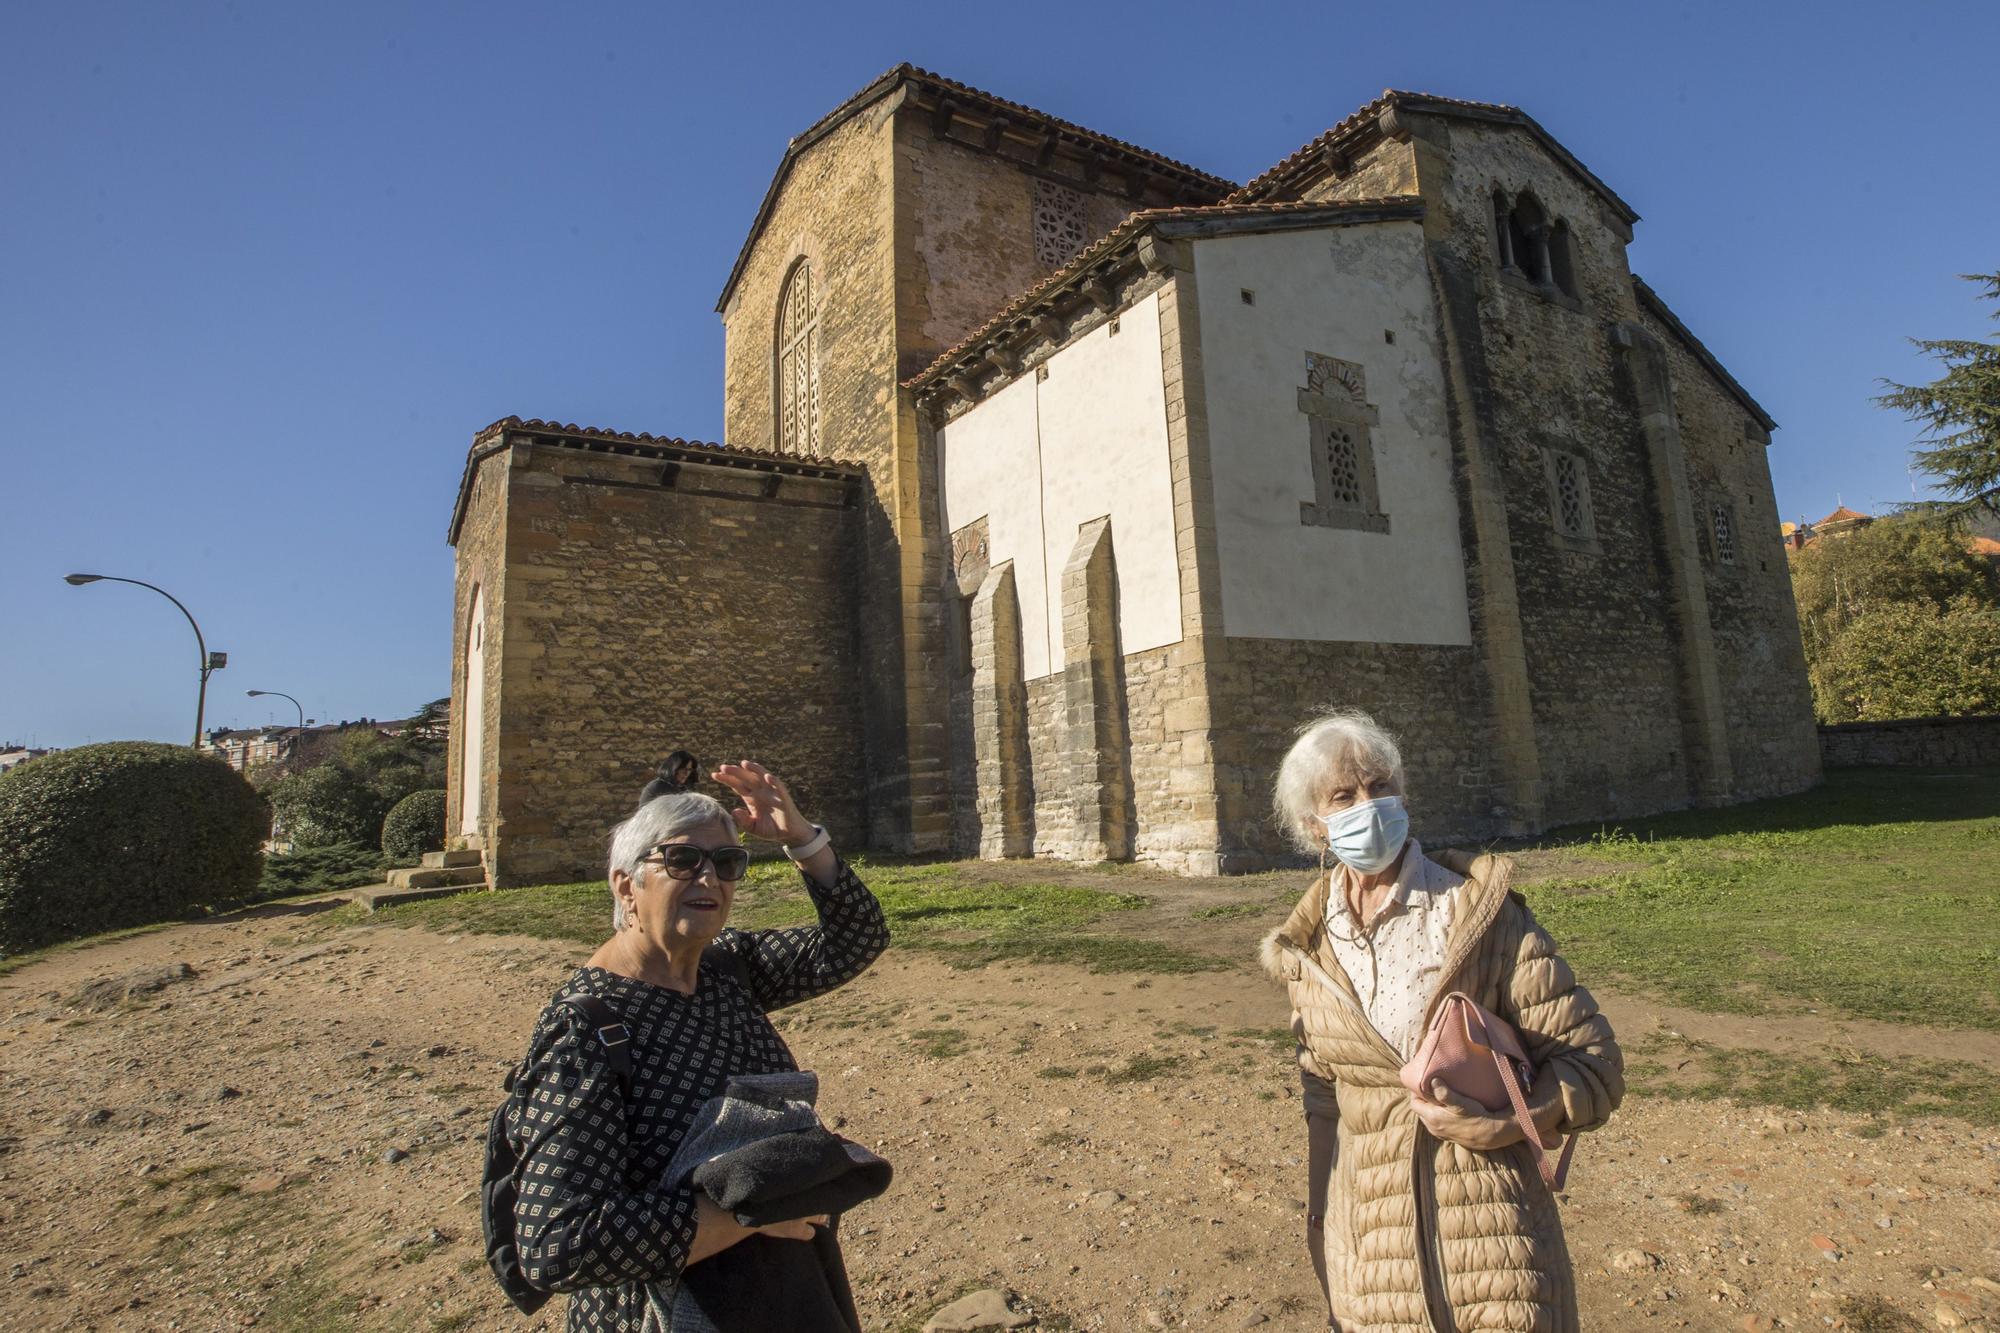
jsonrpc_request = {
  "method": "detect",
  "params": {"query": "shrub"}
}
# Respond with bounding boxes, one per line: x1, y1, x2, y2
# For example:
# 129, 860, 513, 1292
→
267, 764, 384, 849
381, 789, 447, 862
0, 742, 270, 953
258, 842, 388, 897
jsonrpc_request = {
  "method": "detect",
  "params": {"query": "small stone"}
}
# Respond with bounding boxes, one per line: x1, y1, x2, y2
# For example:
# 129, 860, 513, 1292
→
426, 1045, 449, 1058
1610, 1249, 1662, 1273
920, 1287, 1033, 1331
382, 1148, 410, 1164
1083, 1189, 1124, 1209
216, 1087, 243, 1101
1240, 1315, 1270, 1329
1739, 1317, 1774, 1332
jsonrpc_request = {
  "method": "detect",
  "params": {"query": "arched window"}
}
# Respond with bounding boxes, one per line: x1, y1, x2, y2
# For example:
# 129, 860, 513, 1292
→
1548, 220, 1578, 298
776, 260, 819, 456
1507, 192, 1549, 284
1492, 188, 1514, 270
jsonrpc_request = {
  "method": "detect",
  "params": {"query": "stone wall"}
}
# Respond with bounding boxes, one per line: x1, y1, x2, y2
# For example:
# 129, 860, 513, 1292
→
1639, 303, 1822, 799
1819, 717, 2000, 768
470, 438, 865, 888
446, 446, 509, 854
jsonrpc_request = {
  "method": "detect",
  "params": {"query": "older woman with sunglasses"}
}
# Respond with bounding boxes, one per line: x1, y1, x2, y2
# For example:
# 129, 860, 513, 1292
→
503, 761, 889, 1332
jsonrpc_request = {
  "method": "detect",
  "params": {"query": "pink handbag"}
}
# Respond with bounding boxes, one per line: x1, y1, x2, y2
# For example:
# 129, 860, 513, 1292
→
1400, 992, 1575, 1190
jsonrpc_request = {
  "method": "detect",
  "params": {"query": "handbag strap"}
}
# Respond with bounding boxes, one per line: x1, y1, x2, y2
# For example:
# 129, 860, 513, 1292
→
1483, 1032, 1574, 1191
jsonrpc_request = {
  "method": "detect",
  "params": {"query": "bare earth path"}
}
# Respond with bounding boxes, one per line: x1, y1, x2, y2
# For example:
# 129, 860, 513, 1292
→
2, 900, 1997, 1332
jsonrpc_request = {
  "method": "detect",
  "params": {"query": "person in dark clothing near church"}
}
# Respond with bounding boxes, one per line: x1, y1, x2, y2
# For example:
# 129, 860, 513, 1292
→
501, 761, 888, 1331
640, 749, 700, 805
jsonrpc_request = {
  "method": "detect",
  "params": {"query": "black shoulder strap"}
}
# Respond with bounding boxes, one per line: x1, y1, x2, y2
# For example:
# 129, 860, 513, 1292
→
560, 994, 634, 1101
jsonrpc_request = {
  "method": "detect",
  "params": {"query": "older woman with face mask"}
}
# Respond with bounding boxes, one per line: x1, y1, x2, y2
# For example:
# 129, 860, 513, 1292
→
501, 761, 888, 1332
1260, 710, 1622, 1333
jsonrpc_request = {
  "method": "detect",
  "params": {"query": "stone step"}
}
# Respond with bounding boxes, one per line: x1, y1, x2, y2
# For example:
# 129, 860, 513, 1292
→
350, 882, 476, 913
420, 849, 483, 869
386, 864, 486, 891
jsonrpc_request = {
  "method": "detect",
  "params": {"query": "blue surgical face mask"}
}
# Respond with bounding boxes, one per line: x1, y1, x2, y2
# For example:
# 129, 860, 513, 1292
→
1319, 795, 1410, 874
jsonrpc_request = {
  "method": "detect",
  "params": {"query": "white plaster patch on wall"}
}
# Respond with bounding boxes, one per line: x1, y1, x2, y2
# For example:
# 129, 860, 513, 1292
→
1195, 223, 1473, 646
937, 291, 1183, 680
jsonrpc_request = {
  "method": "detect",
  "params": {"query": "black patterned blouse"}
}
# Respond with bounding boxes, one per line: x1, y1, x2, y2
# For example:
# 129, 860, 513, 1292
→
506, 858, 889, 1331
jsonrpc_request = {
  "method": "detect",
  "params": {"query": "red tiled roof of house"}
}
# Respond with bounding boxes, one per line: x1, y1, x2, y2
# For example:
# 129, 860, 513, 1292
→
903, 196, 1426, 390
1968, 536, 2000, 556
1817, 505, 1871, 525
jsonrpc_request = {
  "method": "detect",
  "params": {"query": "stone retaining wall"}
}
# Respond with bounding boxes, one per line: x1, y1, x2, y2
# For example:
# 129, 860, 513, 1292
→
1818, 716, 2000, 769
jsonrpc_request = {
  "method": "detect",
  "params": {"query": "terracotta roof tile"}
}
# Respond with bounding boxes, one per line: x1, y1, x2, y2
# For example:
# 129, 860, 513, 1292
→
473, 416, 865, 471
1817, 505, 1871, 525
1227, 89, 1638, 226
1969, 536, 2000, 556
718, 65, 1236, 311
903, 196, 1424, 390
895, 65, 1234, 189
449, 417, 865, 545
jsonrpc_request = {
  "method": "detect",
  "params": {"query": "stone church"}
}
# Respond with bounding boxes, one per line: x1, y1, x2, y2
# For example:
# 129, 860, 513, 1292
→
446, 66, 1820, 887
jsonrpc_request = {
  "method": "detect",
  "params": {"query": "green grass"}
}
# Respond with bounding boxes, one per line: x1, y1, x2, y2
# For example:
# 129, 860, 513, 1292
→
1515, 767, 2000, 1029
910, 1027, 968, 1058
0, 921, 174, 977
344, 855, 1225, 974
1627, 1032, 2000, 1127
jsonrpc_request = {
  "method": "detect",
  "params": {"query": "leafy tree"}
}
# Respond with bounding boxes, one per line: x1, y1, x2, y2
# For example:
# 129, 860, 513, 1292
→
1791, 516, 2000, 660
1791, 514, 2000, 721
1877, 272, 2000, 523
266, 763, 382, 848
1809, 596, 2000, 723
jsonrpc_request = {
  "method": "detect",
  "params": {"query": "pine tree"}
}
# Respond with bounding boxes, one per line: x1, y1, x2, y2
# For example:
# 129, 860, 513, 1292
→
1877, 272, 2000, 522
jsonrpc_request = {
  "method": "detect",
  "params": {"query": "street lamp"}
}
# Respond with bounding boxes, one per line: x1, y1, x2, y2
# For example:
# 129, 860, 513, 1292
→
64, 573, 226, 748
246, 690, 305, 762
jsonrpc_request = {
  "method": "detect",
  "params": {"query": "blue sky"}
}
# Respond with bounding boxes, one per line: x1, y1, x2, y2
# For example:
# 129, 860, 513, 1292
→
4, 0, 1995, 749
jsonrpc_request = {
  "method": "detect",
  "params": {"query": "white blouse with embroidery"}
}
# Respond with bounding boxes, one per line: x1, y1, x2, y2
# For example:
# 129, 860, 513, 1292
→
1323, 837, 1466, 1060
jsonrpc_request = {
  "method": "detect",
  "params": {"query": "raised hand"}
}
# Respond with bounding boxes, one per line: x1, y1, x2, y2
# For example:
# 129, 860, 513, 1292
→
711, 761, 815, 847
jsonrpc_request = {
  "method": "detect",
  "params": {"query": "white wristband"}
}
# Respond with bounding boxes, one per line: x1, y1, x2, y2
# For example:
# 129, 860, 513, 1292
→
783, 825, 830, 862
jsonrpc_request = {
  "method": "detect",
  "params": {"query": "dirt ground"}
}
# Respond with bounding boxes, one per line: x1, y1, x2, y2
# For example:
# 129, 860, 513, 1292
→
2, 887, 1997, 1333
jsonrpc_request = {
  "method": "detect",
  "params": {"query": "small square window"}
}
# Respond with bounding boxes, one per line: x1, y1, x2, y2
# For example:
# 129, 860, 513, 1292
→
1240, 289, 1256, 305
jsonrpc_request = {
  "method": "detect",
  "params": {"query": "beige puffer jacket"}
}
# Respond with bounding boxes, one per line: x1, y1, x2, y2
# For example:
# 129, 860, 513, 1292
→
1261, 850, 1623, 1333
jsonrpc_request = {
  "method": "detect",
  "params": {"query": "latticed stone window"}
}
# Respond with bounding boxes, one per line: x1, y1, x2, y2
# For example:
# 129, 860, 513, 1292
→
1711, 501, 1736, 563
1298, 352, 1389, 534
1541, 446, 1598, 550
1032, 179, 1088, 269
1324, 423, 1364, 506
776, 260, 819, 455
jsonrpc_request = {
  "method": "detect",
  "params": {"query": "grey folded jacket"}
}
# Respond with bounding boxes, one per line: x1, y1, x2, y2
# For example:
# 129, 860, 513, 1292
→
644, 1073, 887, 1333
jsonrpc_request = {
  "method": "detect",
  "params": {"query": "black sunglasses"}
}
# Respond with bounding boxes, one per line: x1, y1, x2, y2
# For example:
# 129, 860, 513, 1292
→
642, 843, 751, 882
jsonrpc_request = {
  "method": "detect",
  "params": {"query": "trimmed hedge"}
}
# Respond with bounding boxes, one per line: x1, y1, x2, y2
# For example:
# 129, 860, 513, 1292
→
381, 789, 447, 862
0, 742, 271, 953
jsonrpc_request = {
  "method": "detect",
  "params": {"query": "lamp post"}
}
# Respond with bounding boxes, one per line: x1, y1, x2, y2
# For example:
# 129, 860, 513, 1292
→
64, 573, 225, 748
246, 690, 305, 764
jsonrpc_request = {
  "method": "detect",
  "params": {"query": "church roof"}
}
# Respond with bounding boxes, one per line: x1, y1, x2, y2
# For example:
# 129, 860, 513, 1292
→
1227, 90, 1640, 227
447, 416, 864, 545
714, 65, 1238, 313
1817, 505, 1871, 525
904, 196, 1426, 396
1632, 278, 1779, 433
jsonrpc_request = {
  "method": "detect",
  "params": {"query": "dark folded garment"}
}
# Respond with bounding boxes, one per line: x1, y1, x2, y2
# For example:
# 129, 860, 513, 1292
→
691, 1129, 893, 1227
672, 1225, 859, 1333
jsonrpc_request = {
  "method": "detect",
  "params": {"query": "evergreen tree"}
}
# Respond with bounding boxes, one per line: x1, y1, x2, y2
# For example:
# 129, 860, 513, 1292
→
1877, 272, 2000, 522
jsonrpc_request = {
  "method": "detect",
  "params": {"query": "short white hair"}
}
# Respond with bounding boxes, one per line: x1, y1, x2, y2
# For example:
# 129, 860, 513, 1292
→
606, 793, 734, 928
1271, 708, 1406, 852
